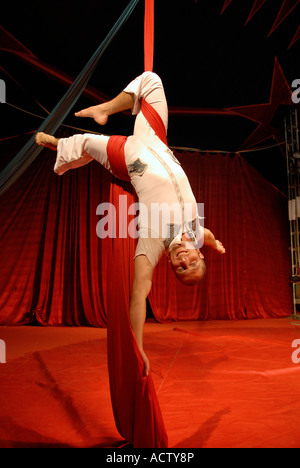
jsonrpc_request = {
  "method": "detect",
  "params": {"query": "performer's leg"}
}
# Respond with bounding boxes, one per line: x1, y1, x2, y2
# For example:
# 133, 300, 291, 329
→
36, 132, 111, 176
74, 91, 134, 125
123, 71, 168, 135
75, 72, 168, 135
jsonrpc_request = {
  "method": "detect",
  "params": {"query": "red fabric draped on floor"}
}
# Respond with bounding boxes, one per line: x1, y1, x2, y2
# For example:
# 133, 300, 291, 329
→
105, 182, 168, 447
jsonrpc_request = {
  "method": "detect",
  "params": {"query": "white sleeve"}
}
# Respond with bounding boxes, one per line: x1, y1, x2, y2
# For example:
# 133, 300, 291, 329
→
134, 236, 165, 268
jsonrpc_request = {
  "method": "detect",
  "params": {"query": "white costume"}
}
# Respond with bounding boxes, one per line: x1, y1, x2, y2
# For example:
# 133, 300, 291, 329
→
54, 72, 204, 267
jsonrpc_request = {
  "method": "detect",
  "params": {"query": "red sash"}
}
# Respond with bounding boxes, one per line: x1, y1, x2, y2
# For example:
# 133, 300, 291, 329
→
106, 135, 130, 182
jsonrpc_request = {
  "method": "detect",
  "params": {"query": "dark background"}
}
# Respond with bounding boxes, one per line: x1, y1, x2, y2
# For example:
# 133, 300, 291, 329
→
1, 0, 299, 193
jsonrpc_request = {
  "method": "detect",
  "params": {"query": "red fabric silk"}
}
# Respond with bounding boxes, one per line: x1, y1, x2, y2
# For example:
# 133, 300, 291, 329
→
105, 183, 168, 447
106, 98, 167, 446
144, 0, 154, 72
141, 98, 168, 145
106, 135, 130, 182
106, 1, 165, 444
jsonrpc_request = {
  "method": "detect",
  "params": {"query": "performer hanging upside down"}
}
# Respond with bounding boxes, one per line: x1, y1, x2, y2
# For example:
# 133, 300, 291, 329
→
35, 72, 225, 375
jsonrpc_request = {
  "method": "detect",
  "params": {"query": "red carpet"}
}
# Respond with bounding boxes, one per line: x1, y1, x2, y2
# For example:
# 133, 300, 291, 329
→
0, 318, 300, 448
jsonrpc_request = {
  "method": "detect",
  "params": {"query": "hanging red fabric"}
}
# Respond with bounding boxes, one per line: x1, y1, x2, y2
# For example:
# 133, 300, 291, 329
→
141, 98, 168, 145
105, 3, 169, 445
106, 182, 168, 448
106, 3, 169, 441
144, 0, 154, 71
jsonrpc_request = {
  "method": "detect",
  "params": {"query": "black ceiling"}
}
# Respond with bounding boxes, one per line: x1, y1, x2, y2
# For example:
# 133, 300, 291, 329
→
1, 0, 300, 193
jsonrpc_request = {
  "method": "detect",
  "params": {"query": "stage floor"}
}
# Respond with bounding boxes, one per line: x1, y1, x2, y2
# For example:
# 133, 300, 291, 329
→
0, 317, 300, 448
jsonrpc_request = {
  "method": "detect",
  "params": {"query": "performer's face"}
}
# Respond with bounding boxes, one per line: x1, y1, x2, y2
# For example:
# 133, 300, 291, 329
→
169, 242, 206, 285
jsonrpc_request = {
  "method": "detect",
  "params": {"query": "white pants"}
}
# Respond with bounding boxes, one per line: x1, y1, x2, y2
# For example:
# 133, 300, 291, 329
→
54, 72, 168, 176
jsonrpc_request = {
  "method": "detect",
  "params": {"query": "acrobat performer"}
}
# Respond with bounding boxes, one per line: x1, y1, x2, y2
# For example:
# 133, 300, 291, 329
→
35, 72, 225, 375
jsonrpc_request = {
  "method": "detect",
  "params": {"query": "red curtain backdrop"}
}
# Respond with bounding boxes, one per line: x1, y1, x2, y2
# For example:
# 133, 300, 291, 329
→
149, 152, 292, 321
0, 147, 292, 326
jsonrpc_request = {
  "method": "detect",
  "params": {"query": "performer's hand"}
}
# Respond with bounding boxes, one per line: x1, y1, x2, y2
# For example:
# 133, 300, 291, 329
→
140, 349, 150, 377
215, 240, 226, 254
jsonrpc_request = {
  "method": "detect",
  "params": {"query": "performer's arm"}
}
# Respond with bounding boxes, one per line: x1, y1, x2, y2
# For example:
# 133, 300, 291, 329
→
130, 255, 154, 376
204, 228, 226, 254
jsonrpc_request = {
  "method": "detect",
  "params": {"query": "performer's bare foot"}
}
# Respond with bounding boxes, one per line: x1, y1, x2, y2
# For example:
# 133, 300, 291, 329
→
75, 91, 134, 125
35, 132, 59, 151
75, 104, 108, 126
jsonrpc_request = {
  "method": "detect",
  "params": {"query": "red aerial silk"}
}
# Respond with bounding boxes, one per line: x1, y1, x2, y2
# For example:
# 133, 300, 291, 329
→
106, 194, 168, 446
144, 0, 154, 72
141, 98, 168, 145
106, 123, 168, 445
105, 0, 168, 445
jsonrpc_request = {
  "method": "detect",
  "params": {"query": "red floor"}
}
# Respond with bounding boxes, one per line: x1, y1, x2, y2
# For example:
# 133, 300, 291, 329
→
0, 318, 300, 448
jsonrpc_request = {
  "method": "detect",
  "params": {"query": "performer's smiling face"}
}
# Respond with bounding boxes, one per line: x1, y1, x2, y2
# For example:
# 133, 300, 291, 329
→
169, 242, 206, 285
